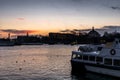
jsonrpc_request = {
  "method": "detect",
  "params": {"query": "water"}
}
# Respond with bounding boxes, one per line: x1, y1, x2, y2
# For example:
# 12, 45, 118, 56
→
0, 45, 119, 80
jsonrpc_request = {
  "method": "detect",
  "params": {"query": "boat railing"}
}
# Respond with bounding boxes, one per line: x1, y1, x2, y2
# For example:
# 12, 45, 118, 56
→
78, 45, 103, 52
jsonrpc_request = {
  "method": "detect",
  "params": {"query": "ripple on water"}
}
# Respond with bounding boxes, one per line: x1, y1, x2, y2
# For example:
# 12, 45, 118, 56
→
0, 45, 119, 80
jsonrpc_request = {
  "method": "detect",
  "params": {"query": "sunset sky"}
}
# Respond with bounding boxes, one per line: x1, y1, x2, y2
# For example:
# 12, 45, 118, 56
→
0, 0, 120, 37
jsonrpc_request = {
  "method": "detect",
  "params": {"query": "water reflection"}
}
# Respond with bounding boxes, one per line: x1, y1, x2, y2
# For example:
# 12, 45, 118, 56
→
71, 74, 86, 80
71, 72, 119, 80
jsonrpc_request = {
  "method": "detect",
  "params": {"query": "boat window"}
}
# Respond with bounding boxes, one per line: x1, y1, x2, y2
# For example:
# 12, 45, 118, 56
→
83, 55, 88, 60
72, 54, 77, 59
114, 59, 120, 66
104, 58, 112, 65
89, 56, 95, 61
78, 46, 93, 52
96, 57, 103, 62
77, 55, 82, 59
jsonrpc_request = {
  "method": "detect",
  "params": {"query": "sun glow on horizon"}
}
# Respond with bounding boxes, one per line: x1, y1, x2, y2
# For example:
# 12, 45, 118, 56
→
1, 0, 120, 38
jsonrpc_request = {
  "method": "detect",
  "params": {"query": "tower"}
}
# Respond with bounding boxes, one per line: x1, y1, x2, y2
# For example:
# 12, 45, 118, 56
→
92, 26, 94, 31
27, 32, 29, 37
8, 33, 10, 39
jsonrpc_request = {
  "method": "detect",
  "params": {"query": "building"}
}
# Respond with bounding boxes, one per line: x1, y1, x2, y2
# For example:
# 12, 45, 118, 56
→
87, 27, 101, 44
49, 32, 76, 44
88, 27, 100, 38
16, 33, 42, 44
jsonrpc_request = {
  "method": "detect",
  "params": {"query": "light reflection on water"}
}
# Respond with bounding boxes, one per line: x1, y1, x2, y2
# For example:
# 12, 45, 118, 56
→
0, 45, 78, 80
0, 45, 118, 80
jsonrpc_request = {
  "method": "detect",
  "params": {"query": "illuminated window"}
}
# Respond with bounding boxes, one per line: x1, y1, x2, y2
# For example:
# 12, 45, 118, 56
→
77, 55, 82, 59
72, 54, 77, 59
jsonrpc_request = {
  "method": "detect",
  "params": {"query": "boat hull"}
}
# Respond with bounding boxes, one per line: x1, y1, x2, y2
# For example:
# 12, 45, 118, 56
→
71, 60, 86, 76
85, 65, 120, 78
71, 60, 120, 78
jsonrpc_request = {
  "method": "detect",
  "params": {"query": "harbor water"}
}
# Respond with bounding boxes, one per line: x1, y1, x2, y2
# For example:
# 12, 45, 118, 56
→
0, 45, 119, 80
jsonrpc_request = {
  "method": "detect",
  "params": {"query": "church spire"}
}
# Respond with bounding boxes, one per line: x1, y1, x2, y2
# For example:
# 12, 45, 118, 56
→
27, 32, 29, 37
8, 33, 10, 39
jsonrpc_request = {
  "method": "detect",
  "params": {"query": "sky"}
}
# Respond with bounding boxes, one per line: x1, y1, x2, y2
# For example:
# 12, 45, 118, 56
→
0, 0, 120, 37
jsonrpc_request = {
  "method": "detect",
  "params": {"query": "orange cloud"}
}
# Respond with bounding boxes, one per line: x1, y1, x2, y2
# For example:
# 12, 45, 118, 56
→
0, 29, 39, 34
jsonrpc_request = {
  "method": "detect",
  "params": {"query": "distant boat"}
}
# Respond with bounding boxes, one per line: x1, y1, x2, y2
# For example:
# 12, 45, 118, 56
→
71, 39, 120, 78
0, 40, 14, 46
21, 42, 43, 45
0, 42, 14, 46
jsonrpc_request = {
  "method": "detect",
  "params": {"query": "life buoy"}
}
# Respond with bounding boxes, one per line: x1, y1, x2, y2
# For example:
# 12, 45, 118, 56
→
110, 49, 116, 55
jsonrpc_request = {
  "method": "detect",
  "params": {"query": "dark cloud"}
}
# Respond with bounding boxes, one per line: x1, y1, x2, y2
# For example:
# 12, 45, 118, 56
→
80, 26, 120, 33
0, 29, 37, 34
79, 26, 120, 32
60, 29, 71, 32
60, 26, 120, 35
72, 28, 106, 32
99, 26, 120, 34
102, 26, 120, 29
111, 6, 120, 10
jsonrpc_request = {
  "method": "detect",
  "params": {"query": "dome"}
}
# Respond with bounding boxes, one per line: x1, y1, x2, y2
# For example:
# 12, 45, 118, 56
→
88, 27, 100, 37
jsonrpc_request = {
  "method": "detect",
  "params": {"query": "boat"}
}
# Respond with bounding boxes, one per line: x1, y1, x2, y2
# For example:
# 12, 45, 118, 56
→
21, 42, 43, 45
71, 39, 120, 78
0, 39, 14, 46
0, 41, 14, 46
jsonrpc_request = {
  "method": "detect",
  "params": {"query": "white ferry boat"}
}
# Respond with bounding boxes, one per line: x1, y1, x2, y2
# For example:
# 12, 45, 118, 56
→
71, 39, 120, 78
